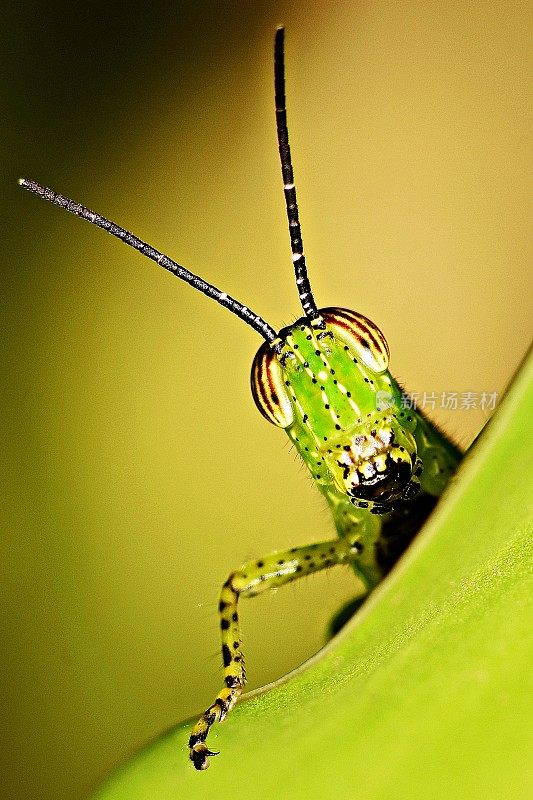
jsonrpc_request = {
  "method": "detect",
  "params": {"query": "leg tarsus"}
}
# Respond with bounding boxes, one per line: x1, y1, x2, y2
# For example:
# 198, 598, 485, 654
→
189, 685, 242, 770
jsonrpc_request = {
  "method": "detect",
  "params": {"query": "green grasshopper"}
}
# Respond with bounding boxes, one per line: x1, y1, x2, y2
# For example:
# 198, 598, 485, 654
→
19, 27, 461, 771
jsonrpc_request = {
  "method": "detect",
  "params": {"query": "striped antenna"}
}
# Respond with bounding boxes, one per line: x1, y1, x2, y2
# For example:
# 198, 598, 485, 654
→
18, 179, 277, 343
274, 27, 321, 324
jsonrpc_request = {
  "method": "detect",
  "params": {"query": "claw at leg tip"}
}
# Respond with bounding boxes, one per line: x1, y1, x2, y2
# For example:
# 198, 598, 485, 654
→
190, 743, 220, 771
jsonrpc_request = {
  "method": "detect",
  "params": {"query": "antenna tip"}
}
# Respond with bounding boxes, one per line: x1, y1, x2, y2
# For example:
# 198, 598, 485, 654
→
275, 26, 285, 59
18, 177, 27, 186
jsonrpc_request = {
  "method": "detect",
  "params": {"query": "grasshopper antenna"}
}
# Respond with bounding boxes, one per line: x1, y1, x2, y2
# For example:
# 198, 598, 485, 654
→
18, 178, 277, 343
274, 27, 322, 325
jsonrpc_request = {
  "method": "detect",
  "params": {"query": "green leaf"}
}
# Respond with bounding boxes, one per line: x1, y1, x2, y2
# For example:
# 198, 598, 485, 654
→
92, 352, 532, 800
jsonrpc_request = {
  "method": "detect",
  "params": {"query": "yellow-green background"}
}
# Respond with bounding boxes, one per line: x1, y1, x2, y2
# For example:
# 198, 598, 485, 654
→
2, 2, 530, 799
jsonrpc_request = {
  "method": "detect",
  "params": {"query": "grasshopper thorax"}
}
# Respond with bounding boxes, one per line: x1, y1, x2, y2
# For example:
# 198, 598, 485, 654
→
251, 307, 421, 512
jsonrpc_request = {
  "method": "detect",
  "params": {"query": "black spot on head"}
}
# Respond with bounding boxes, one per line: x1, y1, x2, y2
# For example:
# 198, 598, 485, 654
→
232, 612, 238, 622
256, 560, 264, 568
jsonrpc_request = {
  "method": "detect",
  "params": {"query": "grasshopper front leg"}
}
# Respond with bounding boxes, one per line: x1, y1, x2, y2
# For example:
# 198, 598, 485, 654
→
188, 534, 375, 770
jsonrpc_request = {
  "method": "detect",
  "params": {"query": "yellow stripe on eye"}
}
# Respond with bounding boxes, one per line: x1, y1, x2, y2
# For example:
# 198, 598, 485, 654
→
251, 342, 294, 428
319, 307, 390, 373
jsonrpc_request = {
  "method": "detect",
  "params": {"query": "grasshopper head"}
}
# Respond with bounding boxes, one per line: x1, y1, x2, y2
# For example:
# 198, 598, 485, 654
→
251, 307, 420, 512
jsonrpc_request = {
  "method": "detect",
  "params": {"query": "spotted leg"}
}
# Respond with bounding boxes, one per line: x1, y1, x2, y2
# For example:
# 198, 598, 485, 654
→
188, 533, 371, 770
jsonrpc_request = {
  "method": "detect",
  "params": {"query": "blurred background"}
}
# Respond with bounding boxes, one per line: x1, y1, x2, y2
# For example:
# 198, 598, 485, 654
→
1, 1, 530, 798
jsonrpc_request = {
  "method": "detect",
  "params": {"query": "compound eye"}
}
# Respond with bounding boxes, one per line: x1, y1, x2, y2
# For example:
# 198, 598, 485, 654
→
251, 342, 294, 428
320, 307, 390, 373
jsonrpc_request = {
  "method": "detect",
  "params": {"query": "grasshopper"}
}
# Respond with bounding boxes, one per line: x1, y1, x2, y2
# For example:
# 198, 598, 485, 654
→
19, 27, 461, 770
